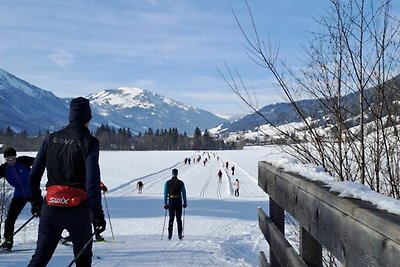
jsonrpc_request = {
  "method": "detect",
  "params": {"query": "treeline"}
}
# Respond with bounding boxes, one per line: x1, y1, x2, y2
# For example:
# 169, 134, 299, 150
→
95, 124, 133, 150
0, 126, 48, 152
96, 124, 238, 150
0, 125, 239, 152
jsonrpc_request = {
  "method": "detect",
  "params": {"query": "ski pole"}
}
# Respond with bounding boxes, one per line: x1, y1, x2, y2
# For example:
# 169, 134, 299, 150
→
161, 209, 167, 240
102, 191, 115, 241
0, 178, 6, 239
0, 214, 36, 247
66, 231, 96, 267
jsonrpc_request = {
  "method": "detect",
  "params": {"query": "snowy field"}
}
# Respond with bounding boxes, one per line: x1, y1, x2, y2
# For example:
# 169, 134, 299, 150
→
0, 147, 275, 267
3, 145, 399, 266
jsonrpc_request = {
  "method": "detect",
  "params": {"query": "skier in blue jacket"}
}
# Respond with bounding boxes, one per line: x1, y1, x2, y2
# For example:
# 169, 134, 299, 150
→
164, 168, 187, 240
0, 147, 35, 252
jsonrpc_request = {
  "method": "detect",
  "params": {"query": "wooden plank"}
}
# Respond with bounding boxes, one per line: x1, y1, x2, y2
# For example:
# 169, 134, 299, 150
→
258, 161, 400, 267
300, 227, 322, 267
269, 199, 284, 267
259, 161, 400, 240
258, 208, 308, 267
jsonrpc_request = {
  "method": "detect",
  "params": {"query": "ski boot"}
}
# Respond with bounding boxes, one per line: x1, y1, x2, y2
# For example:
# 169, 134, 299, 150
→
0, 241, 12, 253
95, 233, 105, 242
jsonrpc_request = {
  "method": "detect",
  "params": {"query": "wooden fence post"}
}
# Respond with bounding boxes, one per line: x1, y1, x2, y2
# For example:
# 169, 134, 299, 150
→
258, 161, 400, 267
270, 198, 284, 267
300, 227, 322, 267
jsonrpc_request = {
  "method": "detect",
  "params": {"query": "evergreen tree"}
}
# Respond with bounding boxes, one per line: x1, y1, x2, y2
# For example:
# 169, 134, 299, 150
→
193, 127, 202, 150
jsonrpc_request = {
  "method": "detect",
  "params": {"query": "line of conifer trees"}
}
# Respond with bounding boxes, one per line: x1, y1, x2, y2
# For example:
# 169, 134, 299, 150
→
0, 125, 239, 152
95, 124, 238, 150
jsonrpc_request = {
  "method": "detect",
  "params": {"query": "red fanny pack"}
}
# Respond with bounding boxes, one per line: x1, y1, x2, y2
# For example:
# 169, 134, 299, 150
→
46, 185, 87, 207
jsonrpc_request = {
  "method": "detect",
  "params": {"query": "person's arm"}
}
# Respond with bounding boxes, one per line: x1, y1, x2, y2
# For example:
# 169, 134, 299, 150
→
85, 138, 106, 233
29, 140, 47, 215
181, 182, 187, 205
29, 140, 47, 203
163, 182, 168, 205
85, 139, 103, 216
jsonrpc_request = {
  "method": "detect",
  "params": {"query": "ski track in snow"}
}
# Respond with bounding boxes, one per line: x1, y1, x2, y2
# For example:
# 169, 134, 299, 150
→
0, 150, 273, 267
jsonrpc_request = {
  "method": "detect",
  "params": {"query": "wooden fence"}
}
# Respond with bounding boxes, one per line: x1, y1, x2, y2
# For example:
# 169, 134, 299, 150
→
257, 161, 400, 267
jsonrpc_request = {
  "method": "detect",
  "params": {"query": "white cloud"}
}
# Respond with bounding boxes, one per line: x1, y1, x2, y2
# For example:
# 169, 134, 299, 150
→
48, 50, 75, 67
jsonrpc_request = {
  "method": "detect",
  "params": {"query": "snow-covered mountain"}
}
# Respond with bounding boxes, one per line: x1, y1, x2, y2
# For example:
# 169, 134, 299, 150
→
0, 69, 69, 133
217, 74, 400, 140
0, 69, 226, 134
88, 87, 226, 134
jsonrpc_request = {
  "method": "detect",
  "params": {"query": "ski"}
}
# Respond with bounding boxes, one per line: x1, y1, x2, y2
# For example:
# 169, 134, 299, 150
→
0, 248, 34, 253
93, 239, 107, 243
60, 237, 114, 246
93, 239, 115, 243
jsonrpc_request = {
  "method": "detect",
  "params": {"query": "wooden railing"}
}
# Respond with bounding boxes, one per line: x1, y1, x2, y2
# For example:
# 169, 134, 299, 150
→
258, 161, 400, 267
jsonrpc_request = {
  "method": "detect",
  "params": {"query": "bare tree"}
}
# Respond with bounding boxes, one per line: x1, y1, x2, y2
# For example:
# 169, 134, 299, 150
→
223, 0, 400, 196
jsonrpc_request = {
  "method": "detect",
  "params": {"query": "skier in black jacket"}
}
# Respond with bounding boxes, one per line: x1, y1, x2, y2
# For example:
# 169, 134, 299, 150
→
164, 168, 187, 240
0, 147, 35, 252
28, 97, 106, 267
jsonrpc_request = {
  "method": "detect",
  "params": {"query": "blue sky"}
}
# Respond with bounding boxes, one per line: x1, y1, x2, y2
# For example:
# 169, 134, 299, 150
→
1, 0, 398, 116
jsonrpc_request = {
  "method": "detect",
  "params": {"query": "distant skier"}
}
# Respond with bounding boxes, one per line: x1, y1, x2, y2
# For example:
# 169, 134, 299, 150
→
225, 161, 229, 170
164, 169, 187, 240
0, 147, 36, 252
217, 170, 223, 183
231, 166, 235, 175
234, 179, 240, 197
100, 181, 108, 192
137, 181, 144, 194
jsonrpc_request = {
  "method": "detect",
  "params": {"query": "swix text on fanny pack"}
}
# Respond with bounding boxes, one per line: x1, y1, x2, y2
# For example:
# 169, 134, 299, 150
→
46, 185, 87, 207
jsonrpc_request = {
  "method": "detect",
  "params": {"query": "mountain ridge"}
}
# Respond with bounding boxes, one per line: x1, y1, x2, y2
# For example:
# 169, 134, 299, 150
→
0, 68, 226, 135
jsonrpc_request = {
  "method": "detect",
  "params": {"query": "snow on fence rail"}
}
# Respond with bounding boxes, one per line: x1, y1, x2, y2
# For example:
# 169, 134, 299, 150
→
257, 161, 400, 267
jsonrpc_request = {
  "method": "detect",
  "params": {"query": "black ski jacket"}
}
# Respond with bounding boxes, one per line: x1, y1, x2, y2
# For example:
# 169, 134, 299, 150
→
29, 122, 103, 218
164, 176, 187, 205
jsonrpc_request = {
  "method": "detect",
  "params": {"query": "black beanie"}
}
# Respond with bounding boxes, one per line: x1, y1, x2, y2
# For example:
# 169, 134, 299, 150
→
172, 168, 178, 176
3, 147, 16, 158
69, 97, 92, 124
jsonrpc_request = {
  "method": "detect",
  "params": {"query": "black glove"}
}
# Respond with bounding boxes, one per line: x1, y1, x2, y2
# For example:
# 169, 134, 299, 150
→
31, 197, 44, 217
183, 203, 187, 208
164, 204, 169, 210
93, 216, 106, 234
101, 185, 108, 192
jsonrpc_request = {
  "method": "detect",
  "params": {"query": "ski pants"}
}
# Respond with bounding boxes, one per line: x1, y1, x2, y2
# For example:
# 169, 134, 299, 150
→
28, 203, 93, 267
168, 198, 183, 236
234, 188, 239, 197
4, 197, 29, 243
